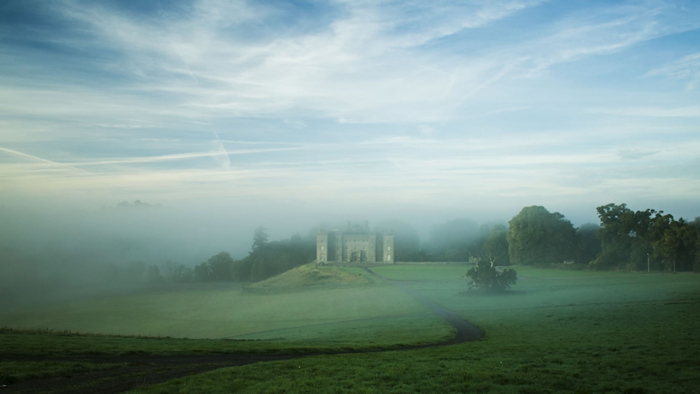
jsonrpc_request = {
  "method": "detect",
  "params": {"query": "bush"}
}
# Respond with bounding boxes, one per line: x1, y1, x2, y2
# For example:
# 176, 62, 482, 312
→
466, 259, 517, 291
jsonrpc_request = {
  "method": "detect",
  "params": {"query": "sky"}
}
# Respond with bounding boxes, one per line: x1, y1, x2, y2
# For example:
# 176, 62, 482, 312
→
1, 0, 699, 235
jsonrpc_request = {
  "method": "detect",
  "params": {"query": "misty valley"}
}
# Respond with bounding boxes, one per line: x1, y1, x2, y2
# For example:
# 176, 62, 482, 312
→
2, 0, 700, 392
1, 203, 699, 393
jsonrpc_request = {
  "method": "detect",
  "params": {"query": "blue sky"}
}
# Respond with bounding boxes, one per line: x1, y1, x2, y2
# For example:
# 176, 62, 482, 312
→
1, 0, 699, 227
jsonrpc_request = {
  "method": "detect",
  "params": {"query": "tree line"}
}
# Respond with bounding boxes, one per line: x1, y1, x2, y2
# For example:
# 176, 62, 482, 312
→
141, 227, 316, 284
135, 202, 699, 286
378, 204, 699, 272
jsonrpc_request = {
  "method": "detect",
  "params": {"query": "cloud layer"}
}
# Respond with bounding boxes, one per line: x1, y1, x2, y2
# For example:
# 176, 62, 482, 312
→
1, 0, 699, 222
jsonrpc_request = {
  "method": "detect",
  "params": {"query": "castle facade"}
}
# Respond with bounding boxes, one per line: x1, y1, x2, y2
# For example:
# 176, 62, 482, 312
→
316, 222, 394, 264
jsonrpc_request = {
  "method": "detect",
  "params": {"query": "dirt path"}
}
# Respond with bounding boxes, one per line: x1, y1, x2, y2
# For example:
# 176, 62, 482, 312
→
3, 271, 482, 394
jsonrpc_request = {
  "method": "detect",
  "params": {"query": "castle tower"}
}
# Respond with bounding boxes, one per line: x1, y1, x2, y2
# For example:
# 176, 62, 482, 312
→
367, 231, 377, 262
334, 230, 343, 262
317, 231, 328, 263
382, 234, 394, 264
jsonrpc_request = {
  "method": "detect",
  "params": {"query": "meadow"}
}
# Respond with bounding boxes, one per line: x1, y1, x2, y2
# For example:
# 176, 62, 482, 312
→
2, 264, 699, 393
0, 281, 451, 347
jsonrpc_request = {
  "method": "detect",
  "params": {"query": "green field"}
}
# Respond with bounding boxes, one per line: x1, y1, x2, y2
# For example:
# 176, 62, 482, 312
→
2, 265, 699, 393
372, 264, 469, 281
0, 282, 452, 347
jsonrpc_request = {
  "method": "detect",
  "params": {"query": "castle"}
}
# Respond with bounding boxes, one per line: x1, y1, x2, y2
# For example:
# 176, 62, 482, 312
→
316, 221, 394, 264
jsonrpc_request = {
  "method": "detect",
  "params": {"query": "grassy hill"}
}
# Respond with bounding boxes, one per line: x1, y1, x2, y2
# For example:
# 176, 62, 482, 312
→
246, 263, 374, 291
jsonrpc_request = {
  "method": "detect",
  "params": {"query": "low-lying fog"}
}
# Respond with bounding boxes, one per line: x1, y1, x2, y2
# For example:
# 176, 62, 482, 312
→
2, 193, 697, 311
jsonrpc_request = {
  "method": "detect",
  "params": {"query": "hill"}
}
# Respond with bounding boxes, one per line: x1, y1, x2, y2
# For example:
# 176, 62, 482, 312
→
246, 263, 373, 291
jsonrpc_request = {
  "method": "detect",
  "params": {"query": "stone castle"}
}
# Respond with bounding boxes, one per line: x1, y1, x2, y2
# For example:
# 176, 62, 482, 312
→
316, 221, 394, 264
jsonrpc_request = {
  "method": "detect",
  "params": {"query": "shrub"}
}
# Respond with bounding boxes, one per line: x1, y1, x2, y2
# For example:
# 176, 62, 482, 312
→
466, 259, 517, 291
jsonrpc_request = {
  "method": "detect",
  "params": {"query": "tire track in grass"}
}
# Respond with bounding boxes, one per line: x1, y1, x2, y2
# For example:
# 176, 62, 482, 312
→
362, 268, 483, 344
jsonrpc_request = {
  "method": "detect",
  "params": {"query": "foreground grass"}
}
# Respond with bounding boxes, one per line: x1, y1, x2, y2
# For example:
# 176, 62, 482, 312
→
0, 282, 425, 340
0, 267, 454, 356
126, 267, 700, 394
0, 361, 125, 385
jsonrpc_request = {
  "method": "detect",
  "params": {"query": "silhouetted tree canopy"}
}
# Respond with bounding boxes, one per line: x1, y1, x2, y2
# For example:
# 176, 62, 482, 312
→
507, 206, 576, 265
482, 223, 510, 265
575, 223, 601, 265
592, 203, 698, 271
239, 229, 315, 282
252, 227, 269, 252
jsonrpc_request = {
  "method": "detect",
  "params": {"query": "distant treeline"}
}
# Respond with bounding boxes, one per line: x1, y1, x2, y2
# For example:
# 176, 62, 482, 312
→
128, 202, 700, 286
412, 203, 699, 272
141, 227, 315, 284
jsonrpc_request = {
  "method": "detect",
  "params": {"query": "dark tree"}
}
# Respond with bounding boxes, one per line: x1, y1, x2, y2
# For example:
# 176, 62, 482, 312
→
482, 223, 510, 266
208, 252, 235, 281
654, 219, 697, 272
146, 265, 163, 283
193, 262, 211, 281
507, 206, 576, 265
593, 203, 698, 271
466, 259, 517, 291
575, 223, 601, 265
239, 228, 316, 282
252, 227, 269, 252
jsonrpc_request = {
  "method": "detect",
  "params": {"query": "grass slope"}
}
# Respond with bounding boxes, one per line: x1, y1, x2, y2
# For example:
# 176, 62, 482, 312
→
0, 266, 453, 350
372, 264, 470, 281
247, 263, 373, 291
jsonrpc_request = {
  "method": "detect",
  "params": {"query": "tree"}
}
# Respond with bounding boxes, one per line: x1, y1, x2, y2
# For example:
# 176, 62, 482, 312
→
208, 252, 235, 281
239, 227, 316, 282
193, 262, 212, 281
507, 206, 576, 265
252, 227, 269, 252
695, 231, 700, 272
654, 219, 696, 272
146, 265, 163, 283
592, 203, 634, 269
592, 203, 698, 271
575, 223, 601, 265
161, 261, 192, 283
466, 258, 517, 291
482, 224, 510, 265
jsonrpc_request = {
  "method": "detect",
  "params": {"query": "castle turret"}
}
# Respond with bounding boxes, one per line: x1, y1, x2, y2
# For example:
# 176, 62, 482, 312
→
382, 234, 394, 264
317, 231, 328, 263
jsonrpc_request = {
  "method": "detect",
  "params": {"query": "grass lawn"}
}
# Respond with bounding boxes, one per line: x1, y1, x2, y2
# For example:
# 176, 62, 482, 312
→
0, 284, 425, 340
371, 264, 470, 281
123, 266, 700, 394
0, 268, 454, 354
0, 361, 125, 386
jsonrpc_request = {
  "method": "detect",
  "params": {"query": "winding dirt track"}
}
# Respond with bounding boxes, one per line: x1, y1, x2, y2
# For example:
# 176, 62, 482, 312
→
3, 270, 482, 394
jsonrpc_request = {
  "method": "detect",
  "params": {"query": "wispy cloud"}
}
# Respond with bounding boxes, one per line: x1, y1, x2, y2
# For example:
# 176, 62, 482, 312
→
588, 106, 700, 117
0, 146, 90, 174
645, 52, 700, 90
1, 0, 700, 213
